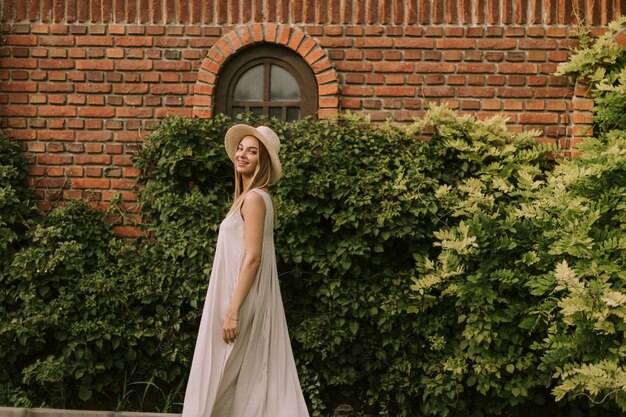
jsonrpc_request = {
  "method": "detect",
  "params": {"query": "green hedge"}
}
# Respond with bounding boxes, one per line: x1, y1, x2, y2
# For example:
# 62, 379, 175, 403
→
1, 18, 626, 416
2, 107, 625, 416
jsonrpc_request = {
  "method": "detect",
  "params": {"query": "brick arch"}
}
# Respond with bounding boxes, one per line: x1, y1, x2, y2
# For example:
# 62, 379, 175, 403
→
192, 23, 339, 119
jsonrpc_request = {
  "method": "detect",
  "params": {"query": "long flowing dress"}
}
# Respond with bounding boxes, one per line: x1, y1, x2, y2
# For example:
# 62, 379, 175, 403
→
182, 188, 310, 417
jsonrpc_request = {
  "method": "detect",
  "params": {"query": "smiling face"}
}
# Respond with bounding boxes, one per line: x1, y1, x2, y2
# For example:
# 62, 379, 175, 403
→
234, 136, 260, 178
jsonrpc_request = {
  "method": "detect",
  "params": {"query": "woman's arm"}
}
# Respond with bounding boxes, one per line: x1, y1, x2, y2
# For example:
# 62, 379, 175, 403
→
223, 191, 266, 343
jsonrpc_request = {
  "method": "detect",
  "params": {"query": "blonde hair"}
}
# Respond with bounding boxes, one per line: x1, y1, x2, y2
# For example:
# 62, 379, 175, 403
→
228, 138, 272, 214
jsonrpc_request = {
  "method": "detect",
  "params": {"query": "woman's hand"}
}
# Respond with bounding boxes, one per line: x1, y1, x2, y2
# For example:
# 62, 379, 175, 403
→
222, 314, 239, 344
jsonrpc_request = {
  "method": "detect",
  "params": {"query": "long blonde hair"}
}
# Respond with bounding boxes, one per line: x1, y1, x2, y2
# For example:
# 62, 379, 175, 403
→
228, 138, 272, 214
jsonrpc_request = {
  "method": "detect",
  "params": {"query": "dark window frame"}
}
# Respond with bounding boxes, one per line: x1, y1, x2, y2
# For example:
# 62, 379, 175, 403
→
215, 44, 318, 121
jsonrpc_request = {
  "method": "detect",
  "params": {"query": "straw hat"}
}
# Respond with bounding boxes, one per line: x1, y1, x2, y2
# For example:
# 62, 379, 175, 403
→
224, 124, 282, 183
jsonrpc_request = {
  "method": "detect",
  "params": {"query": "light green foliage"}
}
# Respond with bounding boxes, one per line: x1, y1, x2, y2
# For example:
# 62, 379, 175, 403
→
539, 132, 626, 411
556, 16, 626, 133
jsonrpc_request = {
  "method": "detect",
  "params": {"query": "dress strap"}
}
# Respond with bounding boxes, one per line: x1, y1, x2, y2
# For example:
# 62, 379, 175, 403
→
250, 188, 268, 197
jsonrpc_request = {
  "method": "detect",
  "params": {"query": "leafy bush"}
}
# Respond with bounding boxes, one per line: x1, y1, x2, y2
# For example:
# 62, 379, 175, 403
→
411, 117, 626, 416
2, 103, 626, 416
0, 132, 37, 254
556, 16, 626, 134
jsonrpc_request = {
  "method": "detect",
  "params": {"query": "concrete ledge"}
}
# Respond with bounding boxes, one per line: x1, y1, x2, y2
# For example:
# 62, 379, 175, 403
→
0, 408, 180, 417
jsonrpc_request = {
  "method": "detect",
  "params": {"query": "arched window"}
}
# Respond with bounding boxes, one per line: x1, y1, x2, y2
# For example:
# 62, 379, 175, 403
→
215, 44, 318, 121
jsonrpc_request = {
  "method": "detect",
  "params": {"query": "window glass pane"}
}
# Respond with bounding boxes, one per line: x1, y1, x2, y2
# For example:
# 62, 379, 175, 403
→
232, 106, 245, 119
233, 65, 263, 100
269, 107, 282, 119
270, 65, 300, 101
286, 107, 300, 122
250, 107, 263, 116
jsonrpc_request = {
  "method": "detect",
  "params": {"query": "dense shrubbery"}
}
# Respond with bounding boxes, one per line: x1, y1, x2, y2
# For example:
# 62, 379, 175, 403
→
556, 15, 626, 133
1, 18, 626, 417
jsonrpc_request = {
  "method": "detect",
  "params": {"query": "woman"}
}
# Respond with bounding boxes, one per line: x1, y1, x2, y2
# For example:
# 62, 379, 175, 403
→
181, 124, 310, 417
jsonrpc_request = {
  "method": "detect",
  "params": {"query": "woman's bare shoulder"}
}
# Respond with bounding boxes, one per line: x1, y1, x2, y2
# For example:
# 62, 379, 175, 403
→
240, 190, 266, 218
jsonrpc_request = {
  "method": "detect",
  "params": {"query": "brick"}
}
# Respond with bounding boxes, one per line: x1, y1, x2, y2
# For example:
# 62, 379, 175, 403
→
75, 155, 112, 164
342, 86, 375, 96
467, 75, 485, 85
529, 76, 548, 86
113, 155, 133, 166
39, 59, 75, 69
548, 51, 569, 62
76, 60, 114, 70
525, 101, 546, 110
0, 58, 37, 68
420, 86, 455, 97
519, 39, 557, 49
366, 74, 384, 84
4, 35, 37, 46
436, 38, 475, 49
154, 61, 191, 71
38, 130, 75, 140
115, 108, 153, 118
123, 167, 141, 177
458, 87, 494, 97
415, 62, 455, 73
115, 61, 154, 71
477, 38, 516, 49
464, 51, 484, 61
425, 74, 445, 84
496, 87, 533, 97
461, 100, 480, 110
39, 36, 75, 46
354, 38, 393, 48
39, 106, 77, 117
394, 38, 434, 49
373, 62, 413, 72
572, 99, 594, 111
110, 179, 137, 189
375, 86, 416, 96
28, 143, 47, 152
150, 85, 188, 95
1, 82, 37, 92
498, 63, 537, 74
546, 101, 567, 111
527, 27, 546, 37
38, 154, 72, 165
115, 37, 154, 47
528, 51, 547, 61
75, 131, 113, 141
457, 63, 496, 73
519, 113, 558, 124
78, 107, 115, 117
72, 178, 110, 189
508, 75, 526, 86
1, 105, 37, 116
76, 36, 114, 46
482, 99, 501, 110
46, 167, 65, 176
534, 88, 572, 98
423, 51, 442, 60
447, 75, 465, 85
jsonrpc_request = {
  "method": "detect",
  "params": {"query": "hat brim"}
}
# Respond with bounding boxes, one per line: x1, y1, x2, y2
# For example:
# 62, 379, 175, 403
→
224, 124, 282, 183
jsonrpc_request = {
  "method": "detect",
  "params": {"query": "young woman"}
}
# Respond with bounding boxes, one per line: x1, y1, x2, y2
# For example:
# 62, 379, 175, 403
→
181, 124, 309, 417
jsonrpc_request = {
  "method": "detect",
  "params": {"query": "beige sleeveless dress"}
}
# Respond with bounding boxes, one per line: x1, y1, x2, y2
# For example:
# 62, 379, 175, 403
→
182, 188, 309, 417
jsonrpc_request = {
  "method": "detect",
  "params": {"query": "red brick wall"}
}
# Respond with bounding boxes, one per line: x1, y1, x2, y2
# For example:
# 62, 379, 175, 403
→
0, 1, 622, 233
